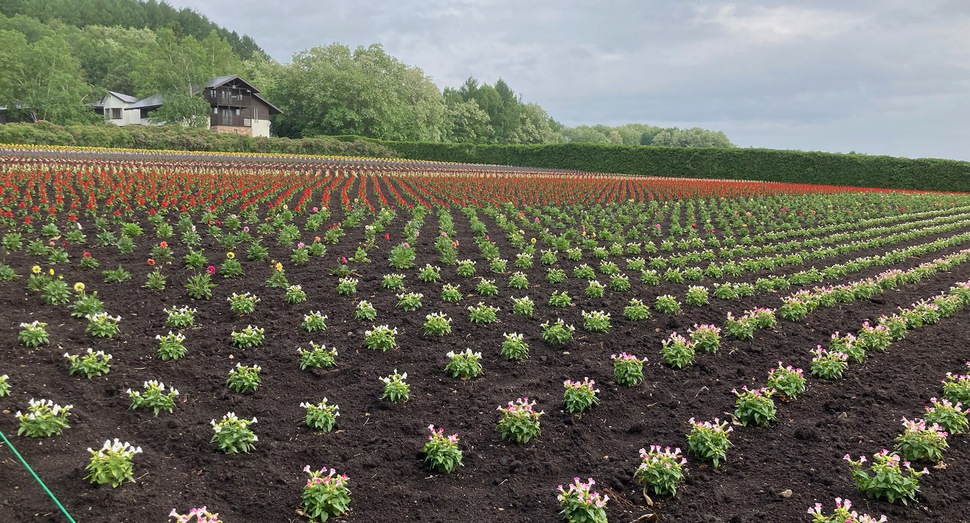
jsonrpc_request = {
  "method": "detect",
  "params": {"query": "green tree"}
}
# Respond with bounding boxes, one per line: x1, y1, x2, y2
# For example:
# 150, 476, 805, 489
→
562, 125, 611, 144
445, 98, 493, 143
651, 127, 734, 148
510, 103, 561, 144
132, 28, 240, 126
271, 43, 446, 141
0, 30, 96, 123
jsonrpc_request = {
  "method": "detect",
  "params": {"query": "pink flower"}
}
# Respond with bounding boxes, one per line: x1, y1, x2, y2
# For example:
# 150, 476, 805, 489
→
206, 265, 216, 275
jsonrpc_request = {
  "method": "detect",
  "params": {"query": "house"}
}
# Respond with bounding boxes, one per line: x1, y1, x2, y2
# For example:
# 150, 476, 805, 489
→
93, 75, 282, 137
94, 91, 142, 125
202, 75, 282, 137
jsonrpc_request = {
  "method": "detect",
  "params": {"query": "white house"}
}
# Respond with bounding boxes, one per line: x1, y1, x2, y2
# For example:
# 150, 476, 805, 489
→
93, 75, 281, 138
94, 91, 142, 126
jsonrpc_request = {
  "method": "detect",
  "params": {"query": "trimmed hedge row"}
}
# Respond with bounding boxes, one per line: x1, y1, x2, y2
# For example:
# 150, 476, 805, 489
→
1, 122, 968, 192
377, 141, 970, 193
0, 122, 397, 158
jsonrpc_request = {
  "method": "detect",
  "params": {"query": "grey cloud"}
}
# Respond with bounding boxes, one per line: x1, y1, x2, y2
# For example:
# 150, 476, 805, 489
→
167, 0, 970, 160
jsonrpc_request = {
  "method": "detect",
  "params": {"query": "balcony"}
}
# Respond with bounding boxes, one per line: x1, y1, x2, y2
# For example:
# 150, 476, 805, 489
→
210, 114, 252, 128
203, 89, 254, 108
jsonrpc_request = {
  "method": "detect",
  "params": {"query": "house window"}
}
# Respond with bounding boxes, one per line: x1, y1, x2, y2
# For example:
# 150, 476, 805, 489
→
111, 108, 122, 119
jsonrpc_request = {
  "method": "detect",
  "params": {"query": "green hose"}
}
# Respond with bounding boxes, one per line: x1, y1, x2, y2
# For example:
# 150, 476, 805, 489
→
0, 428, 77, 522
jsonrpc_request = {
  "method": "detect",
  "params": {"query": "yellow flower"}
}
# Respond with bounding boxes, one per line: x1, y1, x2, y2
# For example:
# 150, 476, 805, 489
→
31, 265, 41, 274
48, 268, 55, 276
74, 282, 85, 293
530, 238, 537, 244
226, 252, 235, 260
274, 262, 283, 272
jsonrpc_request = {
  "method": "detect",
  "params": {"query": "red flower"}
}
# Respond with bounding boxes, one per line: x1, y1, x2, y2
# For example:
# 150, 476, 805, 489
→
83, 251, 91, 258
159, 241, 168, 249
147, 258, 156, 266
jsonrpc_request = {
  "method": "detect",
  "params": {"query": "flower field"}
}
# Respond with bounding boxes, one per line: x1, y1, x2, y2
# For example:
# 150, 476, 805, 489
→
1, 146, 969, 522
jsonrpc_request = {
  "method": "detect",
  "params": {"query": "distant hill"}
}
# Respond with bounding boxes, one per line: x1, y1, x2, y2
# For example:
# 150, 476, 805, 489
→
0, 0, 264, 59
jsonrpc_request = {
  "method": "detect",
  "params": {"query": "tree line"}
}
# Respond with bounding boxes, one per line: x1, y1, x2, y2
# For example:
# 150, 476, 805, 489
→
0, 0, 734, 148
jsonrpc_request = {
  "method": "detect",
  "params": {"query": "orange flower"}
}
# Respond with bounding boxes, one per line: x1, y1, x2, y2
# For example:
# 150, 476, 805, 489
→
159, 241, 168, 249
147, 258, 156, 266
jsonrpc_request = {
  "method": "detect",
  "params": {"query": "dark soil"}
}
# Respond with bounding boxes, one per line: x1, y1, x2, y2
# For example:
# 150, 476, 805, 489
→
1, 167, 969, 523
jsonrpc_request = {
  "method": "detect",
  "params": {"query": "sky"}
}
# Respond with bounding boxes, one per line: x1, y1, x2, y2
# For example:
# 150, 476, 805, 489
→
166, 0, 970, 161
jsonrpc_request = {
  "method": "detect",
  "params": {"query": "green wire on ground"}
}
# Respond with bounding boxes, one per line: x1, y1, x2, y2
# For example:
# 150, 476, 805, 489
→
0, 428, 77, 523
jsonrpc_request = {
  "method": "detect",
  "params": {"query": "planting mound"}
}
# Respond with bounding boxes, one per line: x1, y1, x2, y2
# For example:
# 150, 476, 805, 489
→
0, 149, 968, 523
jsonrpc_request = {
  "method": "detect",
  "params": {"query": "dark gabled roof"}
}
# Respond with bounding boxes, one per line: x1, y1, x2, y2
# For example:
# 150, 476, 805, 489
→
253, 93, 283, 115
205, 75, 282, 115
117, 76, 282, 115
95, 91, 140, 109
125, 93, 164, 110
108, 91, 139, 104
205, 74, 260, 93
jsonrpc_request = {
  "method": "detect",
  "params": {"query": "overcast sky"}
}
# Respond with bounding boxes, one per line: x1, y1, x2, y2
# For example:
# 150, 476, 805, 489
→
167, 0, 970, 161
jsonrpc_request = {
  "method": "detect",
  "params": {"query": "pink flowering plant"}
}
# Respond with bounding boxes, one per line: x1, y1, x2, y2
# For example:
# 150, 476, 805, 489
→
844, 450, 927, 504
563, 378, 599, 414
810, 346, 849, 380
893, 418, 948, 463
779, 293, 813, 321
497, 397, 543, 444
942, 364, 970, 405
423, 424, 463, 473
829, 332, 864, 363
688, 324, 721, 353
807, 498, 887, 523
923, 397, 968, 435
877, 313, 908, 341
723, 311, 755, 340
169, 507, 222, 523
661, 332, 695, 369
556, 477, 608, 523
611, 352, 646, 387
856, 322, 892, 352
301, 466, 351, 522
686, 417, 733, 467
767, 361, 806, 401
634, 445, 687, 496
732, 386, 777, 427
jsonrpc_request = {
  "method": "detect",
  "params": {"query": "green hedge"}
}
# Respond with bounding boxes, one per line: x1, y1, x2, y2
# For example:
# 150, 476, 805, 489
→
2, 123, 969, 192
377, 141, 970, 193
0, 122, 397, 158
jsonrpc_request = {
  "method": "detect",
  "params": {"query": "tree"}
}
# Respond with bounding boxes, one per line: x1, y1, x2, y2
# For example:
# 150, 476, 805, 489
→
561, 125, 611, 144
132, 28, 240, 126
511, 103, 561, 144
651, 127, 734, 148
270, 43, 447, 141
445, 77, 559, 144
445, 99, 493, 143
0, 30, 96, 123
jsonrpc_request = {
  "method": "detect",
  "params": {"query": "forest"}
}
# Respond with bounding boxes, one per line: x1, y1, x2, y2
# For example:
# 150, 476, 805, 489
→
0, 0, 734, 147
